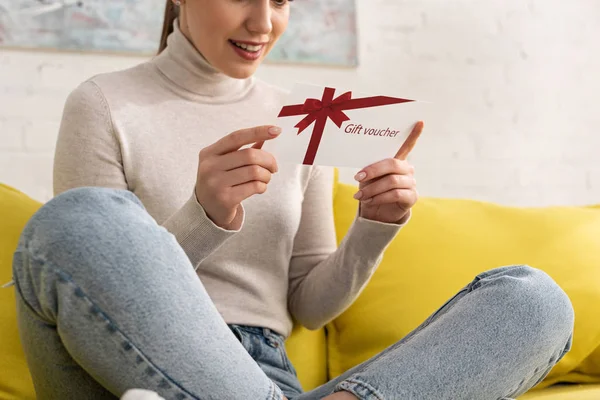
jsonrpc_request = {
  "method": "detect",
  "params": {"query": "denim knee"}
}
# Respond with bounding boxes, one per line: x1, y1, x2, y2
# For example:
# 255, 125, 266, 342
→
14, 187, 149, 279
20, 187, 144, 244
13, 187, 155, 317
48, 187, 144, 214
484, 265, 574, 351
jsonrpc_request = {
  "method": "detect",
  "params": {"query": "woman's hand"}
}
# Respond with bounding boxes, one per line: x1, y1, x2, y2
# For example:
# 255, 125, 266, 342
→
353, 122, 424, 224
195, 125, 281, 230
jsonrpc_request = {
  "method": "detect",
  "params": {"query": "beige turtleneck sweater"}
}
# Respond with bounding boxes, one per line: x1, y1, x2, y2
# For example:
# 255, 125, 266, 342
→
53, 22, 404, 337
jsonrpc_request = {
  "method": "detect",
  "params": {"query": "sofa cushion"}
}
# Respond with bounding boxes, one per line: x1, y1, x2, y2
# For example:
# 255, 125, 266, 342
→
0, 184, 41, 400
327, 180, 600, 390
285, 325, 328, 391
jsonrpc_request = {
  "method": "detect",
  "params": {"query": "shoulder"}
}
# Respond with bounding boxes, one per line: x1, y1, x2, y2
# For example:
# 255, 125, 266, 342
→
66, 61, 156, 109
61, 77, 111, 127
89, 61, 156, 94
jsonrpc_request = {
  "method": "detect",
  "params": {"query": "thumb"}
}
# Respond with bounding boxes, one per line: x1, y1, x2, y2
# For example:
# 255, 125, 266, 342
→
395, 121, 424, 160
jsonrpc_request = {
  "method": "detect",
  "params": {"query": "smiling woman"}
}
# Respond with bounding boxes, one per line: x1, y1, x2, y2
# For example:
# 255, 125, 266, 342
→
159, 0, 291, 79
12, 0, 575, 399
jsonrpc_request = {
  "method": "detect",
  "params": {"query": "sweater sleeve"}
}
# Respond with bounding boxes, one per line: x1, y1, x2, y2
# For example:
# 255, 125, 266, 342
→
53, 80, 239, 268
287, 166, 406, 330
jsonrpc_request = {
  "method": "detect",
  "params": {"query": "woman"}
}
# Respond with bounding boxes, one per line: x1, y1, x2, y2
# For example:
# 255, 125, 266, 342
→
13, 0, 574, 399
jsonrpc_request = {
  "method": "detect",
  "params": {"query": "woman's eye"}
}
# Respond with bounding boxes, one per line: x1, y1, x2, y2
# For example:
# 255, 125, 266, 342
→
273, 0, 292, 6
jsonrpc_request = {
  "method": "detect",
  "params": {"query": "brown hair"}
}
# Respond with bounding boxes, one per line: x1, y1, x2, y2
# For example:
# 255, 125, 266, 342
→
158, 0, 179, 54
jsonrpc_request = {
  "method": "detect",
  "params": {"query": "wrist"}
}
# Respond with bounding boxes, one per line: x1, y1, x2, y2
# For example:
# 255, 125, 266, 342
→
221, 205, 243, 230
203, 207, 243, 231
194, 187, 243, 231
395, 209, 411, 225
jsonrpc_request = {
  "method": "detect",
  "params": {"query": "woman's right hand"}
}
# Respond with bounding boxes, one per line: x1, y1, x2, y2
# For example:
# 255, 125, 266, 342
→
195, 125, 281, 230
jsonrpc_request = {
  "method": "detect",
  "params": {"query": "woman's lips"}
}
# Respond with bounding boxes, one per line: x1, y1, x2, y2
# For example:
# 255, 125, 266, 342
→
229, 39, 266, 61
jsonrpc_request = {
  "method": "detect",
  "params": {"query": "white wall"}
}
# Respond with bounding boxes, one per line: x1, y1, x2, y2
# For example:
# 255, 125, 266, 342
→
1, 0, 599, 206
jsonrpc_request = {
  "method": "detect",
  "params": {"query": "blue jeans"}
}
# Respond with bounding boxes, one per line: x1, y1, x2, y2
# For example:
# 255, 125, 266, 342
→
12, 187, 574, 400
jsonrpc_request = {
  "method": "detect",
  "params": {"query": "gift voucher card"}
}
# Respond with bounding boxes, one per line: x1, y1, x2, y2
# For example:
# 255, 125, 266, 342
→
263, 83, 429, 168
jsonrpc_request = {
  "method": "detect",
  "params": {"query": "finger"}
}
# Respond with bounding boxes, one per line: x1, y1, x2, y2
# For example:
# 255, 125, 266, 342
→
229, 180, 268, 203
395, 121, 424, 160
217, 148, 278, 173
252, 140, 265, 149
204, 126, 281, 156
355, 174, 416, 201
223, 165, 273, 187
361, 188, 417, 206
355, 158, 414, 184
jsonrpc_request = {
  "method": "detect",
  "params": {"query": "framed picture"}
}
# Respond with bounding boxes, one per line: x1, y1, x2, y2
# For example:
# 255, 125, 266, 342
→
0, 0, 358, 67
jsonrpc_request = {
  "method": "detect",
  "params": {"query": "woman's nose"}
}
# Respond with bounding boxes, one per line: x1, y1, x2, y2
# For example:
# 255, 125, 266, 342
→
245, 0, 273, 35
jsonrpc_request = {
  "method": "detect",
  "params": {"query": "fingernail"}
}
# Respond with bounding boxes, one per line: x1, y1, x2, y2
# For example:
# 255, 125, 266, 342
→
354, 172, 367, 182
362, 198, 373, 204
269, 126, 282, 136
353, 191, 363, 200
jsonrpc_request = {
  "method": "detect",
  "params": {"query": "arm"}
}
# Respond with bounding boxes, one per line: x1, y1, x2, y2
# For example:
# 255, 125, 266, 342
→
53, 81, 239, 268
287, 167, 404, 330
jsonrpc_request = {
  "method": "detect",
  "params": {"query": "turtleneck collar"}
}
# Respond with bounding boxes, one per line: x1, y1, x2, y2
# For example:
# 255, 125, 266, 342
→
151, 19, 255, 103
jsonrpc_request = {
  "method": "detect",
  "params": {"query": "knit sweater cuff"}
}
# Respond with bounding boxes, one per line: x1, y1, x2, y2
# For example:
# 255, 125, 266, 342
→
161, 192, 243, 269
343, 211, 410, 265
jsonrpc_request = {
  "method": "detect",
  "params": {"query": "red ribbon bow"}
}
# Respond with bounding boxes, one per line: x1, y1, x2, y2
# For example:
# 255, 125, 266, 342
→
294, 91, 354, 134
278, 87, 414, 165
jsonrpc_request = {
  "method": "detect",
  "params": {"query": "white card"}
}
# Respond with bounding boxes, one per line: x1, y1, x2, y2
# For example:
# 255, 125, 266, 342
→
263, 83, 428, 169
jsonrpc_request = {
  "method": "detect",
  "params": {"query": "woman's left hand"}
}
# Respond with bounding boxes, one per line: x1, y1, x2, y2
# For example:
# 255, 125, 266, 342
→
353, 122, 424, 224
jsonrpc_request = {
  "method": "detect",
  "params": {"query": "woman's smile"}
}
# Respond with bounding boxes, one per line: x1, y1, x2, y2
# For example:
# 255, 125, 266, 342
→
228, 39, 267, 61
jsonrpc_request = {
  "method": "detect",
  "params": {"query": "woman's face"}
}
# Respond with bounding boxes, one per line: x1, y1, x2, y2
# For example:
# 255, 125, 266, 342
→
178, 0, 290, 79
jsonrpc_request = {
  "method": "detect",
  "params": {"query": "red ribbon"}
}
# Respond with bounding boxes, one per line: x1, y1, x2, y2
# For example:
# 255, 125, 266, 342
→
278, 87, 414, 165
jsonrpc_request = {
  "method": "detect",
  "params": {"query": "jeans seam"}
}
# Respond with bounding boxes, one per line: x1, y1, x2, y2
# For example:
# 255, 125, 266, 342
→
17, 250, 201, 400
12, 258, 51, 326
239, 326, 295, 376
336, 378, 385, 400
268, 380, 285, 400
270, 335, 296, 375
502, 345, 569, 399
421, 286, 471, 326
278, 345, 296, 375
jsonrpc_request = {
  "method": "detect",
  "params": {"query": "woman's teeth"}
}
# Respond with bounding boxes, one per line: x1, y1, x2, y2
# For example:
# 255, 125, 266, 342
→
231, 40, 261, 53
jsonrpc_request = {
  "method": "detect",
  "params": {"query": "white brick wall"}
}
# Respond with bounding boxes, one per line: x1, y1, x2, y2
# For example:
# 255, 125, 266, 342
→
1, 0, 599, 206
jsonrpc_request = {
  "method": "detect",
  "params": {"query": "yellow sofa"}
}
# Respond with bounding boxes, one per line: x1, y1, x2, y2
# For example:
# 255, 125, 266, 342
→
2, 181, 600, 399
